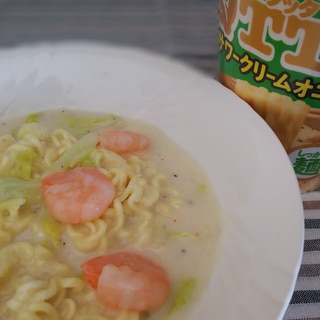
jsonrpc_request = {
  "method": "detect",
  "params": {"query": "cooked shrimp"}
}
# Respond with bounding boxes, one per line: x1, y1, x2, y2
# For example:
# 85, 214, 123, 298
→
98, 129, 150, 154
81, 251, 171, 312
41, 167, 115, 224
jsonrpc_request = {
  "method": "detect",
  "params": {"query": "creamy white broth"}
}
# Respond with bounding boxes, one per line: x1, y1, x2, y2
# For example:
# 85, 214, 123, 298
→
0, 109, 221, 320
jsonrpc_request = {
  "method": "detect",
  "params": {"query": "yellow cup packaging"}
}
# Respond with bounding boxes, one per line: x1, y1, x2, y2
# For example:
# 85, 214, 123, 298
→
218, 0, 320, 192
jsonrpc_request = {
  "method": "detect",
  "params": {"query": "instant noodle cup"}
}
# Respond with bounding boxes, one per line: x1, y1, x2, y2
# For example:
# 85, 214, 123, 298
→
218, 0, 320, 192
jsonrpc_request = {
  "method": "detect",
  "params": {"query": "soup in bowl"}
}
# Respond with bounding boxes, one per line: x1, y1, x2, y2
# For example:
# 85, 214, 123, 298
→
0, 109, 221, 320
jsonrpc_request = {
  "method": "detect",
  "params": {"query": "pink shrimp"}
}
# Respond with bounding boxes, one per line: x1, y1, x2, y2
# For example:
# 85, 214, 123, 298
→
41, 167, 115, 224
81, 251, 171, 312
98, 129, 150, 154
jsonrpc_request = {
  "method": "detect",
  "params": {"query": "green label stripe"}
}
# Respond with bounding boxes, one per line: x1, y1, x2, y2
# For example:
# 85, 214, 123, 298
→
219, 0, 320, 108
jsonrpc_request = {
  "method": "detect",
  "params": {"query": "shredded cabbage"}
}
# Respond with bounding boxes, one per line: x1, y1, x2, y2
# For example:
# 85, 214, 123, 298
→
0, 177, 41, 202
8, 147, 37, 180
41, 216, 62, 248
197, 182, 207, 192
27, 113, 41, 123
60, 114, 121, 133
166, 231, 198, 239
78, 154, 97, 168
45, 132, 99, 174
167, 278, 196, 317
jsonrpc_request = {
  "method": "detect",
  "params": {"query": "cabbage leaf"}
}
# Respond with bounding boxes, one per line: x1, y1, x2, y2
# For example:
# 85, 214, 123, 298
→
0, 177, 41, 202
27, 113, 41, 123
45, 132, 99, 174
60, 114, 121, 133
41, 216, 62, 248
8, 147, 37, 180
166, 231, 198, 239
167, 278, 196, 317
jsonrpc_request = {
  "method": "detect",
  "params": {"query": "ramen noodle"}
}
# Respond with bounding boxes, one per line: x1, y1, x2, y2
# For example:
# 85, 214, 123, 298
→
219, 0, 320, 192
0, 109, 220, 320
